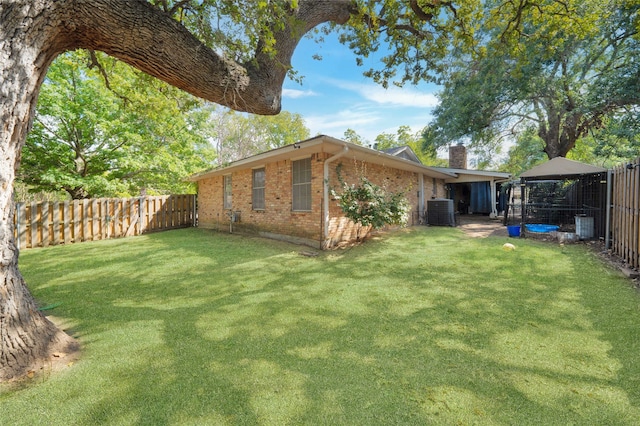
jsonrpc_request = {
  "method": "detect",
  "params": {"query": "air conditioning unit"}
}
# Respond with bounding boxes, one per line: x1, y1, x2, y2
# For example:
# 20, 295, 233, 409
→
427, 199, 455, 226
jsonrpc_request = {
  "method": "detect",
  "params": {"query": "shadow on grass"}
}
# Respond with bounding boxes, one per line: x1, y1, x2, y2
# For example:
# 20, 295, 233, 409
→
3, 227, 640, 425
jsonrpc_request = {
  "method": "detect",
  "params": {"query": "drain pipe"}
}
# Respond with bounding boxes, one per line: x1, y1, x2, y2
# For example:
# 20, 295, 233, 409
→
419, 174, 425, 223
323, 145, 349, 247
605, 169, 612, 250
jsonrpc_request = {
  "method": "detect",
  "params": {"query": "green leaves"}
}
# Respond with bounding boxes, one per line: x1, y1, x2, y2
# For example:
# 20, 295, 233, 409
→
428, 0, 640, 160
331, 164, 410, 231
20, 51, 216, 199
207, 107, 310, 166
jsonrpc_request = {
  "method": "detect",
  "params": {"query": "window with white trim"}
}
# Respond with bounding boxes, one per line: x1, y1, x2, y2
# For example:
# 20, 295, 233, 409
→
223, 175, 232, 209
252, 168, 265, 210
292, 158, 312, 211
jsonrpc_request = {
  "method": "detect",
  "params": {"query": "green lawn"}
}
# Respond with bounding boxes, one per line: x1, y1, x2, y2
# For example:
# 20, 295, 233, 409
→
1, 227, 640, 425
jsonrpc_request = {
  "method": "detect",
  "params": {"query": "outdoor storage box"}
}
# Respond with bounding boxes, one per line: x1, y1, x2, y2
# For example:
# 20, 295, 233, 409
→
575, 215, 594, 240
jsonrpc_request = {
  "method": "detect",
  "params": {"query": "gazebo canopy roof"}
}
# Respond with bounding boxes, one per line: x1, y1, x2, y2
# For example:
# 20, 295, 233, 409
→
519, 157, 607, 180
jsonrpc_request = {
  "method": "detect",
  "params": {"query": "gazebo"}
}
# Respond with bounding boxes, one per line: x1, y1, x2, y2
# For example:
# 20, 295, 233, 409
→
516, 157, 608, 239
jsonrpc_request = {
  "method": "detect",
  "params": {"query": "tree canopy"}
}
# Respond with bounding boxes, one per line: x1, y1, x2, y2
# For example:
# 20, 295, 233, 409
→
208, 107, 309, 166
427, 0, 640, 159
19, 51, 217, 199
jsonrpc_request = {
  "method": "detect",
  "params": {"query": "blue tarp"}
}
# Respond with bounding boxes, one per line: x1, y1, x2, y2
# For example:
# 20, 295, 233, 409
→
471, 182, 492, 214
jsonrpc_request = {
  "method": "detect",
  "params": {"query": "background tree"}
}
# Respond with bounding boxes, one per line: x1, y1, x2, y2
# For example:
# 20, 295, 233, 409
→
375, 125, 445, 165
419, 126, 449, 167
579, 113, 640, 166
342, 128, 367, 146
209, 107, 309, 166
373, 126, 416, 150
18, 51, 216, 199
499, 127, 547, 176
428, 0, 640, 160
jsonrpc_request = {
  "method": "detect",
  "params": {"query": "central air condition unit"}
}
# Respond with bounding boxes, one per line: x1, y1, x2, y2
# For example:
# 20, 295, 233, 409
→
427, 199, 455, 226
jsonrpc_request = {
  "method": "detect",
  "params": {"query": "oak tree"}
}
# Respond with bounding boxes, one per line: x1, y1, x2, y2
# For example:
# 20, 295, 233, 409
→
429, 0, 640, 159
20, 51, 216, 199
209, 107, 309, 166
1, 0, 355, 381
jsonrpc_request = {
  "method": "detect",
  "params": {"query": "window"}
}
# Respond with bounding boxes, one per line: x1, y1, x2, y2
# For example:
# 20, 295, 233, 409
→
223, 175, 232, 209
292, 158, 312, 211
252, 168, 265, 210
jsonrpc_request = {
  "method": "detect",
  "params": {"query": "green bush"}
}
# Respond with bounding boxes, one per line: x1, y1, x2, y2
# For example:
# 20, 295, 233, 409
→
331, 165, 410, 232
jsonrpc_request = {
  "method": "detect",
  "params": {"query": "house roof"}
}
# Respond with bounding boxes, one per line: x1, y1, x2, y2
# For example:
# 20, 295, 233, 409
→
381, 146, 422, 164
519, 157, 607, 180
433, 167, 512, 183
189, 135, 457, 181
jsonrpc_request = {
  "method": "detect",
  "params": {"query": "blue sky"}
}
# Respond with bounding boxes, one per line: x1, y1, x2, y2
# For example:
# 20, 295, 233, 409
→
281, 31, 440, 144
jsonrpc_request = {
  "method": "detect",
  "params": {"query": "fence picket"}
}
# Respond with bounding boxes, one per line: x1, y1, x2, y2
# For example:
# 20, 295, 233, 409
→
30, 202, 38, 249
52, 202, 60, 246
62, 202, 70, 244
41, 203, 49, 248
12, 195, 195, 250
16, 203, 26, 250
611, 159, 640, 269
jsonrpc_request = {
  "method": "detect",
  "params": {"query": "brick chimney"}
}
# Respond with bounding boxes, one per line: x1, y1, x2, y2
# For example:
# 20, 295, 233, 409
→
449, 144, 467, 169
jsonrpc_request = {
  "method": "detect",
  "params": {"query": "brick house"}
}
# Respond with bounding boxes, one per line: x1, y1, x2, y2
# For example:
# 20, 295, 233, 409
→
189, 135, 456, 249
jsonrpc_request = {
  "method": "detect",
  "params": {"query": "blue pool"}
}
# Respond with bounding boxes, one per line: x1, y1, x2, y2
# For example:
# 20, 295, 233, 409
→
525, 224, 559, 233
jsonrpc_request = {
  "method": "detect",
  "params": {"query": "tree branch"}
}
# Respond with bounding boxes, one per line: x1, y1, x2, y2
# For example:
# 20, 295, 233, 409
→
86, 50, 134, 105
61, 0, 353, 115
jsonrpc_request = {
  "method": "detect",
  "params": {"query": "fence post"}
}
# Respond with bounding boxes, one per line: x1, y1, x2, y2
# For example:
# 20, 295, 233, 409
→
138, 196, 145, 235
193, 194, 197, 227
15, 202, 26, 250
41, 203, 49, 247
30, 201, 38, 249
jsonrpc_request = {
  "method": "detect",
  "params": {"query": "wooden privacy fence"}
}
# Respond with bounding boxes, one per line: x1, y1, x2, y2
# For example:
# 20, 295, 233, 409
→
611, 157, 640, 269
13, 194, 196, 250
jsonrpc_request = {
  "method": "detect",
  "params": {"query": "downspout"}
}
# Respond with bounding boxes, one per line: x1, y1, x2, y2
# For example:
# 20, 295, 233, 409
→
605, 169, 612, 250
323, 145, 350, 248
520, 178, 526, 238
419, 174, 425, 223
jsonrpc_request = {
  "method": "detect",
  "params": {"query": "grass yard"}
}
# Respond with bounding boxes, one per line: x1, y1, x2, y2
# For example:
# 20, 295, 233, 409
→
1, 226, 640, 425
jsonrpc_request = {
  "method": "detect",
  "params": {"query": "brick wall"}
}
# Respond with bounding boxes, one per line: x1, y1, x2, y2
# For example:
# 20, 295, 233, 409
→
424, 176, 446, 200
197, 153, 324, 244
197, 150, 447, 249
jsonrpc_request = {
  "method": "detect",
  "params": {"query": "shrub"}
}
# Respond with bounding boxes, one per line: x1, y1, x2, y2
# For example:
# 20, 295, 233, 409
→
331, 165, 410, 234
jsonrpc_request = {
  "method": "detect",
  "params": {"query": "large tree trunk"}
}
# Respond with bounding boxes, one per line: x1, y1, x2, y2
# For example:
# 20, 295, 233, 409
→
539, 104, 583, 159
0, 1, 80, 381
0, 0, 352, 380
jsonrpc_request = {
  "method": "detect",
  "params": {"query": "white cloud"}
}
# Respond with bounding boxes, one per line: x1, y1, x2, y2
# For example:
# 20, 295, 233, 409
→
303, 108, 380, 138
282, 88, 318, 99
368, 87, 439, 108
328, 79, 440, 108
282, 77, 439, 142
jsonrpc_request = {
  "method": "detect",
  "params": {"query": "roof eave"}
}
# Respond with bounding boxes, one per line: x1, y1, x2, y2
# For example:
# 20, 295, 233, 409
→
189, 136, 456, 181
